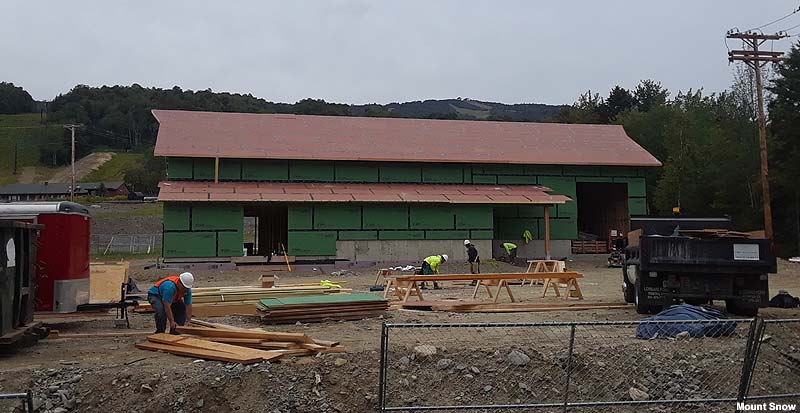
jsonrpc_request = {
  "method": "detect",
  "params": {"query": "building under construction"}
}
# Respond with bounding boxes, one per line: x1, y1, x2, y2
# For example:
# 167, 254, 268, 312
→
153, 110, 661, 261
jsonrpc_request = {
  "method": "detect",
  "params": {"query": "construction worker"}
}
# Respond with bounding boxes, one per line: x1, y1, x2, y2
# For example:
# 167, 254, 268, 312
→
420, 254, 447, 290
464, 240, 480, 274
147, 272, 194, 334
502, 242, 518, 263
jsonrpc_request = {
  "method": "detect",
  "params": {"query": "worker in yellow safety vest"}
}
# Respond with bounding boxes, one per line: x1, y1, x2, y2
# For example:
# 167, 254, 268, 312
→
419, 254, 448, 290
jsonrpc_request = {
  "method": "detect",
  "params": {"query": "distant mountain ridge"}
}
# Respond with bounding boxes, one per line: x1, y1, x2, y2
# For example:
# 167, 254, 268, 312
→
351, 98, 564, 121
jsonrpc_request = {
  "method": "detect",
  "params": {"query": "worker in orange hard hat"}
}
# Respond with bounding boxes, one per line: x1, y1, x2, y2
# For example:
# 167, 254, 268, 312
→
147, 272, 194, 334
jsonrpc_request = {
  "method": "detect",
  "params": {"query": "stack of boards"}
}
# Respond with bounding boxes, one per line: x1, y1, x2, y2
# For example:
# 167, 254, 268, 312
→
257, 294, 389, 324
135, 321, 344, 364
134, 284, 348, 317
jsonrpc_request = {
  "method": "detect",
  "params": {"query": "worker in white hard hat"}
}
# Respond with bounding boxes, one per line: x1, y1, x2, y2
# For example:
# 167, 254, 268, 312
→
147, 272, 194, 334
419, 254, 447, 290
464, 240, 480, 275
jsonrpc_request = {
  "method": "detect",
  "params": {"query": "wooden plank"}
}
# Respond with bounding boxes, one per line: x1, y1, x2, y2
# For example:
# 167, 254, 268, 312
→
392, 272, 583, 282
189, 337, 265, 345
135, 341, 262, 364
47, 330, 152, 339
89, 261, 129, 304
148, 334, 284, 361
175, 325, 315, 344
452, 304, 630, 313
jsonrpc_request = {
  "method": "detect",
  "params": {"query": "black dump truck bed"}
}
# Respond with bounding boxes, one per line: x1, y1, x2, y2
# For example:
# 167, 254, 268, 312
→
639, 236, 777, 274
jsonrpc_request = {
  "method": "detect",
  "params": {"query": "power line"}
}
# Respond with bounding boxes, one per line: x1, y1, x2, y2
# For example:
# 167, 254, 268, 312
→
746, 5, 800, 32
781, 21, 800, 32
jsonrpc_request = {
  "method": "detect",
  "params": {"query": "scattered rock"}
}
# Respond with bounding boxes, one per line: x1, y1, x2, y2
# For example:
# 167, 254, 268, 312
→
414, 345, 437, 358
676, 331, 690, 340
436, 359, 452, 370
507, 350, 531, 366
464, 374, 474, 379
483, 385, 493, 393
53, 408, 69, 413
140, 384, 153, 393
334, 358, 348, 367
196, 399, 204, 408
470, 366, 480, 374
629, 387, 649, 401
64, 398, 76, 409
399, 356, 411, 365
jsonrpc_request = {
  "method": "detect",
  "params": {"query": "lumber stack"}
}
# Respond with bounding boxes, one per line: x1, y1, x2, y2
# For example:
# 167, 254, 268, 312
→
135, 320, 344, 363
256, 293, 389, 324
134, 284, 348, 316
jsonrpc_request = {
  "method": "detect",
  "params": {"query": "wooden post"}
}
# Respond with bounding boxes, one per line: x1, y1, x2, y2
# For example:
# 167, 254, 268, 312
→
544, 205, 551, 260
214, 157, 220, 184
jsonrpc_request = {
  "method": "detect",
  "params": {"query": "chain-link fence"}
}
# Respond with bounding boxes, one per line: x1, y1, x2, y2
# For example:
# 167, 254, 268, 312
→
379, 319, 800, 412
90, 234, 161, 255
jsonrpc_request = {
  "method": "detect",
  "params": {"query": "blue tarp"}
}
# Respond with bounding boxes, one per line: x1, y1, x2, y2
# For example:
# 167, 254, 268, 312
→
635, 304, 737, 339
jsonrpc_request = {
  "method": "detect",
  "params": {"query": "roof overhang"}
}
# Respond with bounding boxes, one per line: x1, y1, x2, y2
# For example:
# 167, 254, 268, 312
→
158, 182, 571, 204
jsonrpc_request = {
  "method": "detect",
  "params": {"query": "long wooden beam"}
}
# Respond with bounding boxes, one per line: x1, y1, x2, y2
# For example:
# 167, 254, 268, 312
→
393, 272, 582, 282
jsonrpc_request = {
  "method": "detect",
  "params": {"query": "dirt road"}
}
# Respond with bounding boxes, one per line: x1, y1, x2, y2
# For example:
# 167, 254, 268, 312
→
47, 152, 114, 183
1, 257, 799, 412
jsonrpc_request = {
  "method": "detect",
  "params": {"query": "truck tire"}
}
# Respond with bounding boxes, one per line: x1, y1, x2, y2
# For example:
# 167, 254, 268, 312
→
725, 300, 759, 317
634, 269, 661, 314
623, 269, 635, 304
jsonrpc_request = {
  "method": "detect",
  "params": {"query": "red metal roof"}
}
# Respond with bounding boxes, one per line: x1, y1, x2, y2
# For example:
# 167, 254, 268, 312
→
152, 110, 661, 167
157, 181, 571, 204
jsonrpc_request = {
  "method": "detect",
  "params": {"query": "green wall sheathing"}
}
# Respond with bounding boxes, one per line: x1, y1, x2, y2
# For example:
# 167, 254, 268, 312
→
163, 203, 190, 231
454, 205, 493, 229
422, 165, 464, 183
288, 205, 313, 230
290, 161, 334, 181
497, 175, 537, 185
194, 158, 215, 180
335, 163, 378, 182
472, 175, 497, 184
548, 217, 578, 239
410, 205, 454, 230
242, 159, 289, 181
363, 205, 408, 229
314, 205, 361, 229
168, 158, 194, 180
495, 218, 538, 240
563, 165, 602, 176
479, 165, 525, 175
337, 230, 378, 240
380, 164, 422, 182
217, 231, 244, 256
379, 230, 425, 240
576, 177, 613, 183
425, 230, 470, 240
525, 165, 563, 176
470, 229, 494, 239
288, 231, 337, 256
163, 232, 216, 257
192, 204, 243, 231
629, 198, 648, 215
601, 166, 638, 177
614, 177, 647, 197
517, 205, 545, 218
219, 159, 242, 181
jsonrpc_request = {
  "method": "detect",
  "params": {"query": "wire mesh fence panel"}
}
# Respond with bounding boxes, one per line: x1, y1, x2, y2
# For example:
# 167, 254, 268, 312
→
746, 319, 800, 402
379, 320, 770, 413
90, 234, 161, 254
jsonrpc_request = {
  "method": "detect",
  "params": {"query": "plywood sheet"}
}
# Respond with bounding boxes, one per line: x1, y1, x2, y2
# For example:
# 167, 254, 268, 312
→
89, 261, 129, 304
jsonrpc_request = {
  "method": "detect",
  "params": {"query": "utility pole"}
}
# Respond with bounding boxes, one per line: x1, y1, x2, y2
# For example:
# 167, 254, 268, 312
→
63, 124, 82, 202
726, 31, 788, 240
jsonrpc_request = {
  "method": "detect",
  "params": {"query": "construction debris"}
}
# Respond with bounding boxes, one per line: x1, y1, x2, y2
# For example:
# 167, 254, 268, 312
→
256, 293, 389, 324
135, 320, 344, 364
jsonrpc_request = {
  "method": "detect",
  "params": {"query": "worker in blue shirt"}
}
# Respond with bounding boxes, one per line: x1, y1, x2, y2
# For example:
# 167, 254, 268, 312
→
147, 272, 194, 334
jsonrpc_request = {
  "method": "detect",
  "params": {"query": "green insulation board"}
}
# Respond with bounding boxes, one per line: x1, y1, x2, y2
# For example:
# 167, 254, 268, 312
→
548, 217, 578, 240
163, 232, 216, 258
287, 231, 337, 256
497, 175, 537, 185
470, 229, 494, 240
614, 177, 647, 197
422, 165, 463, 183
425, 230, 470, 240
191, 204, 243, 231
454, 205, 493, 229
379, 230, 425, 240
219, 159, 242, 181
410, 205, 453, 230
494, 218, 538, 240
290, 161, 334, 181
629, 197, 648, 215
242, 159, 289, 181
379, 164, 421, 182
257, 293, 385, 310
337, 230, 378, 240
472, 175, 497, 184
363, 205, 408, 229
168, 158, 193, 180
163, 203, 190, 231
193, 158, 215, 180
288, 205, 313, 230
314, 204, 361, 229
335, 163, 379, 182
217, 231, 244, 257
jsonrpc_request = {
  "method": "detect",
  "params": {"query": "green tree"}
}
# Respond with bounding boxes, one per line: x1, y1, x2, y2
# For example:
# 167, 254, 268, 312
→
0, 82, 35, 114
600, 86, 636, 123
552, 90, 603, 124
123, 150, 166, 194
633, 79, 669, 112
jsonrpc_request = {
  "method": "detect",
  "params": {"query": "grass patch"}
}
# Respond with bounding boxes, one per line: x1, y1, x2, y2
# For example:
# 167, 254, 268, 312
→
92, 202, 163, 218
0, 114, 64, 181
81, 152, 143, 182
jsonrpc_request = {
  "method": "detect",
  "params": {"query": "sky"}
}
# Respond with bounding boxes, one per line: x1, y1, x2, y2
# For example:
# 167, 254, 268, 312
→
2, 1, 799, 105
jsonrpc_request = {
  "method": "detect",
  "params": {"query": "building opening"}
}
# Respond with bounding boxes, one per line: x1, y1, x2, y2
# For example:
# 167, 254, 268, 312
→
576, 182, 628, 250
243, 204, 287, 257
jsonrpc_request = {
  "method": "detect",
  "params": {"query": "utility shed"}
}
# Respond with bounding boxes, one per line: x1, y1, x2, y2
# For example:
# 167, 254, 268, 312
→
152, 110, 661, 261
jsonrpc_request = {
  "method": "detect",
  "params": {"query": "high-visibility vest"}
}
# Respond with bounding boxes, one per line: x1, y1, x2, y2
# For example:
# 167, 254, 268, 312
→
154, 276, 186, 302
424, 255, 443, 273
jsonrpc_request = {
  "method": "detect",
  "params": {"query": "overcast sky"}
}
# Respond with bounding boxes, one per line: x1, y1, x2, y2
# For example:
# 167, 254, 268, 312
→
2, 1, 799, 105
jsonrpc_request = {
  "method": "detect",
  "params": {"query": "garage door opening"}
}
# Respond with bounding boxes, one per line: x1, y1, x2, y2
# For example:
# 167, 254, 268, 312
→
243, 204, 287, 257
576, 182, 629, 243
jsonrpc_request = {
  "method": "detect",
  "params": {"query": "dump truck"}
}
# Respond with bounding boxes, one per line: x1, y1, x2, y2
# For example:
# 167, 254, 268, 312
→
622, 218, 777, 316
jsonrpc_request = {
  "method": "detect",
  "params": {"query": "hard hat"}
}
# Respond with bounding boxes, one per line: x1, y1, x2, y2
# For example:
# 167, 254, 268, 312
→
179, 272, 194, 289
464, 240, 471, 246
442, 254, 449, 261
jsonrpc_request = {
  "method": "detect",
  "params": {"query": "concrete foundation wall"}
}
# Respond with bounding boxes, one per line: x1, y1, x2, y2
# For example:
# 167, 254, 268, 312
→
336, 239, 493, 262
492, 239, 572, 260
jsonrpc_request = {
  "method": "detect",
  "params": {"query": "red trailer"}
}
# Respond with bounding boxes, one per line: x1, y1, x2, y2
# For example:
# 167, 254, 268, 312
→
0, 202, 90, 313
